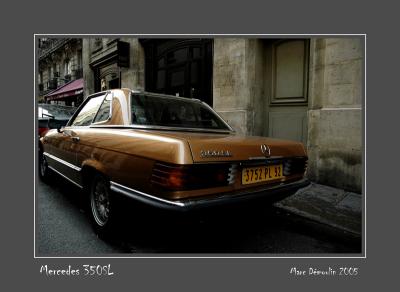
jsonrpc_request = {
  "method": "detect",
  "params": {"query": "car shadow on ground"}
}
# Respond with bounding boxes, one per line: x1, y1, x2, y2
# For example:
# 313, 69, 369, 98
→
39, 174, 362, 255
109, 199, 361, 254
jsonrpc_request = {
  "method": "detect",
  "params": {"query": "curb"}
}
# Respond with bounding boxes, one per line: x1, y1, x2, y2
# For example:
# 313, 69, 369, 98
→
274, 182, 362, 236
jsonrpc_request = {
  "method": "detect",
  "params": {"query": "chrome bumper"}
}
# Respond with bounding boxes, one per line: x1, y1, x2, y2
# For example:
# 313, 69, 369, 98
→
110, 178, 310, 211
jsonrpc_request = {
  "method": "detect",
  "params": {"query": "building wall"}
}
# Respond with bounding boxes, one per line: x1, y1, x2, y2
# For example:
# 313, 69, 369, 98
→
213, 38, 363, 192
38, 38, 82, 103
213, 39, 265, 135
307, 38, 363, 192
82, 38, 145, 98
119, 38, 145, 91
82, 39, 94, 99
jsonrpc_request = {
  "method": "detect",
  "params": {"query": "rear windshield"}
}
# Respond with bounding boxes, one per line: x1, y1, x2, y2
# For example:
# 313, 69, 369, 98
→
131, 94, 231, 131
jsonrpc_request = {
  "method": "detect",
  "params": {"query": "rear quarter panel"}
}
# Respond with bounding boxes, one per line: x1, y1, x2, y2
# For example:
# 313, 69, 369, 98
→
73, 128, 193, 193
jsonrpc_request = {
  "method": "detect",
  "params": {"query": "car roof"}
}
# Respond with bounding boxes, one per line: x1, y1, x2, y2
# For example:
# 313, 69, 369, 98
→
130, 89, 201, 103
86, 88, 202, 103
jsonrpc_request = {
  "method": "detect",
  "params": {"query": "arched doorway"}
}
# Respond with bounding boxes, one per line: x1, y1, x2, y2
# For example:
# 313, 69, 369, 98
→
96, 62, 120, 91
140, 39, 213, 105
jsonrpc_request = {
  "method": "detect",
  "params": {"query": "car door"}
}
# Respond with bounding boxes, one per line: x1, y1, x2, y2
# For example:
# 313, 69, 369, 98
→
49, 93, 107, 186
74, 92, 113, 171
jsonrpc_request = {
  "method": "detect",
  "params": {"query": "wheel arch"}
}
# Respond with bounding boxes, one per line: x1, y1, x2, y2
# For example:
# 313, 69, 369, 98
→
81, 159, 110, 191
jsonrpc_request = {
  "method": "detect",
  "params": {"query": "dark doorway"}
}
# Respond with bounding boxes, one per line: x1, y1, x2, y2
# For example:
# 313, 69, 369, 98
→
108, 77, 120, 90
93, 62, 121, 92
140, 39, 213, 106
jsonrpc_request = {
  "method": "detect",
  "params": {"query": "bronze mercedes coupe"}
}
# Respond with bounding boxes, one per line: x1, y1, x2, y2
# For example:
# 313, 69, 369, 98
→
39, 88, 309, 233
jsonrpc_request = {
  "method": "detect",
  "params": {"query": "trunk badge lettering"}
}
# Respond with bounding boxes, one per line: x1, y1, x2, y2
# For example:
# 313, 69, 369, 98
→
200, 150, 232, 158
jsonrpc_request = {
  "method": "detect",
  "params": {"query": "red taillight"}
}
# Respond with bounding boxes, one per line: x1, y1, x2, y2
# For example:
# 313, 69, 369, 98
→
167, 169, 186, 189
38, 127, 49, 136
151, 162, 233, 191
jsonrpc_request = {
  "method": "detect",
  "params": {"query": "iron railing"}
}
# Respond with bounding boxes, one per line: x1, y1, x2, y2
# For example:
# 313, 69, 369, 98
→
38, 38, 71, 60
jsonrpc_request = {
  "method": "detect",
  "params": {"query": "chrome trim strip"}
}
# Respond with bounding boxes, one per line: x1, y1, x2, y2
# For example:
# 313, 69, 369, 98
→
110, 178, 310, 211
43, 152, 81, 172
248, 156, 267, 160
90, 124, 233, 134
110, 181, 185, 209
48, 165, 83, 189
248, 156, 284, 160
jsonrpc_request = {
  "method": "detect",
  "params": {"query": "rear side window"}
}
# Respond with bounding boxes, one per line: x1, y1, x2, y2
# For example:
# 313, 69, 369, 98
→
70, 94, 105, 126
93, 93, 112, 123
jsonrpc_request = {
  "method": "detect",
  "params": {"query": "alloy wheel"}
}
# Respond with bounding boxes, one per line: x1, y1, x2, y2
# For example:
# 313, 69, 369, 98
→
91, 178, 110, 227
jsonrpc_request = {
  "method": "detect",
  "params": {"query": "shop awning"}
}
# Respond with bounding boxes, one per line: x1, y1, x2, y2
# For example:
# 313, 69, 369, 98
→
45, 78, 83, 100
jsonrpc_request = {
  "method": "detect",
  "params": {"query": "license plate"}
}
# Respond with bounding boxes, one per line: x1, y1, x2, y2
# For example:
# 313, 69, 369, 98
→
241, 164, 284, 185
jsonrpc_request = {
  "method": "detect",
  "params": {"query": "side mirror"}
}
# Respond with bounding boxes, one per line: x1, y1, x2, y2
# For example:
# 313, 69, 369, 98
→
57, 125, 64, 133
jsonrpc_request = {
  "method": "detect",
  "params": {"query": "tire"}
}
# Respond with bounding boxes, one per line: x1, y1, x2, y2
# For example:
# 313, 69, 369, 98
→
89, 174, 116, 236
38, 151, 52, 182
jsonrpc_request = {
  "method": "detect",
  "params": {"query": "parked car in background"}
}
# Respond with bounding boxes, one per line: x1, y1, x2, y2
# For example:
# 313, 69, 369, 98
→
38, 104, 77, 137
39, 89, 309, 235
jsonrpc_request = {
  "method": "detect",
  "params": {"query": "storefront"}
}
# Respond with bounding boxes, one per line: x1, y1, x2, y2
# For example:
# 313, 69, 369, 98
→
45, 78, 84, 106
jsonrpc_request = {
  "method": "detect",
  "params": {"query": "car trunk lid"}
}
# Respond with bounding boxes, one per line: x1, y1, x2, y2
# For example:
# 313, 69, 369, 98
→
144, 131, 306, 163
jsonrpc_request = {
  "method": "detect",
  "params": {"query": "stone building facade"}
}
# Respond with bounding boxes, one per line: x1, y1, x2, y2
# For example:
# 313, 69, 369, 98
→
81, 37, 363, 192
82, 38, 144, 98
38, 38, 83, 105
212, 38, 363, 192
306, 39, 362, 192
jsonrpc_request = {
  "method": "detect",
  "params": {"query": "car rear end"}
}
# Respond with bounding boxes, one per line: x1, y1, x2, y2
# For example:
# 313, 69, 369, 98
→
110, 91, 309, 211
144, 132, 309, 210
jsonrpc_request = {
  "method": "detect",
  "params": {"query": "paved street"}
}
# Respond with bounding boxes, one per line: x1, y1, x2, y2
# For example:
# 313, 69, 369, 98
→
37, 175, 361, 256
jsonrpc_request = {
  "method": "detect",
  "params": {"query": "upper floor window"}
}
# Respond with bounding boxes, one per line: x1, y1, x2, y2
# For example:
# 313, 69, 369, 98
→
65, 59, 72, 76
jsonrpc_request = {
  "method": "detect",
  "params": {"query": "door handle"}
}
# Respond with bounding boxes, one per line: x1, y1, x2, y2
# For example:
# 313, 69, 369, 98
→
71, 136, 80, 142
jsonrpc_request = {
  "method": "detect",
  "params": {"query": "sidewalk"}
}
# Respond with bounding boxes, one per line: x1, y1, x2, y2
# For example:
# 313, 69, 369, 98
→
274, 182, 362, 236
